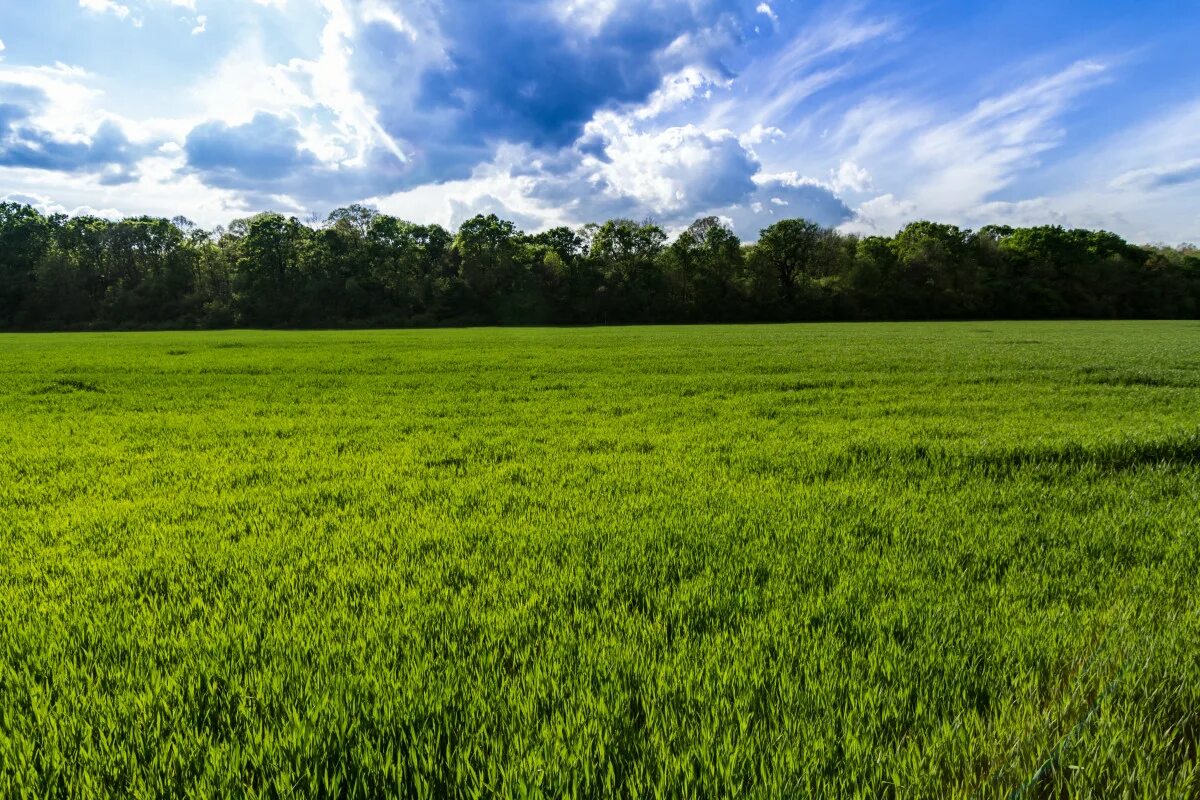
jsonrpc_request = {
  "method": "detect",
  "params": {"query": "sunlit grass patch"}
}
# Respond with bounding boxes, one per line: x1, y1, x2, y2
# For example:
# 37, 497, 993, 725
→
0, 320, 1197, 798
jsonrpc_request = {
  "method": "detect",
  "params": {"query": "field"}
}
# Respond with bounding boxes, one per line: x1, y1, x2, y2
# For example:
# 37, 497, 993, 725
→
1, 321, 1198, 798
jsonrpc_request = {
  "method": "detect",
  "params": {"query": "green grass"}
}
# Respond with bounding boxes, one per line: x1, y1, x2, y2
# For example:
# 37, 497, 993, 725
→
1, 321, 1198, 798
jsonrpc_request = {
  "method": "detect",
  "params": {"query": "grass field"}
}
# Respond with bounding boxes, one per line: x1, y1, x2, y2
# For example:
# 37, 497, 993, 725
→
1, 321, 1198, 798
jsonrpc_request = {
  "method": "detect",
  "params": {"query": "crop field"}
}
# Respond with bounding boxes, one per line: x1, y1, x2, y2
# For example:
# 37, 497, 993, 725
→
1, 321, 1198, 798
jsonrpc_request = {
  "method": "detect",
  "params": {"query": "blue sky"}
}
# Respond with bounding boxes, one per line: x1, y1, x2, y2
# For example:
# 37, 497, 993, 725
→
1, 0, 1198, 242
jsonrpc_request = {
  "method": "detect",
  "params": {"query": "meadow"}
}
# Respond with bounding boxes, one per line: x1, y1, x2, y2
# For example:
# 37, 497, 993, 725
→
0, 321, 1197, 798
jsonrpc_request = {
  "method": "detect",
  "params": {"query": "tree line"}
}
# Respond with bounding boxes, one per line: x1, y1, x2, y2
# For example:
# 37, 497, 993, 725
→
1, 202, 1197, 329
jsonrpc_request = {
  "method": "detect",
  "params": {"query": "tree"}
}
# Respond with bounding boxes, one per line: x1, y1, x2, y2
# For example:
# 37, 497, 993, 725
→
0, 203, 52, 327
890, 221, 981, 317
752, 218, 826, 313
587, 219, 667, 321
666, 217, 745, 320
231, 213, 311, 325
452, 214, 522, 316
1, 206, 1196, 329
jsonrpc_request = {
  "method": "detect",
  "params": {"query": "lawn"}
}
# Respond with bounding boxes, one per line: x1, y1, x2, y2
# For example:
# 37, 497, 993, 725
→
1, 321, 1197, 798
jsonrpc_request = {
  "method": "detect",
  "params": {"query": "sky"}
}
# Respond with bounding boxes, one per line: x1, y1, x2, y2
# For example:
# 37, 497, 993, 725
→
0, 0, 1198, 243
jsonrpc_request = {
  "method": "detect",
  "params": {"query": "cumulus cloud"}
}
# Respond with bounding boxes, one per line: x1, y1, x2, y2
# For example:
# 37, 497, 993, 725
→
8, 0, 878, 232
166, 0, 787, 220
184, 112, 320, 186
0, 83, 148, 181
831, 161, 871, 193
448, 194, 546, 232
180, 110, 410, 208
724, 176, 853, 237
579, 115, 758, 214
840, 192, 917, 235
485, 95, 852, 238
354, 0, 754, 179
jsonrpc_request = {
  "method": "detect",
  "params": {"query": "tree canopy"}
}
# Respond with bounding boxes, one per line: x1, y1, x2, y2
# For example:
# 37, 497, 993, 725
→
0, 202, 1196, 330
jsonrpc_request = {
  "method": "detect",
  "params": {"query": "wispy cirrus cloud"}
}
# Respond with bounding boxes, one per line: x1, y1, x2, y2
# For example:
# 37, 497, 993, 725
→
837, 60, 1111, 233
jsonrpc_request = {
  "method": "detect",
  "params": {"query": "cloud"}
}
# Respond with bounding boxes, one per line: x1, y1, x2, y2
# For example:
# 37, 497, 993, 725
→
448, 194, 545, 232
957, 99, 1200, 244
187, 3, 406, 168
463, 94, 852, 239
828, 60, 1111, 236
191, 14, 207, 35
579, 115, 759, 214
169, 0, 783, 218
79, 0, 133, 20
908, 60, 1107, 210
1, 191, 124, 219
704, 9, 895, 133
181, 110, 409, 207
1113, 159, 1200, 191
184, 112, 320, 186
353, 0, 755, 180
839, 192, 917, 235
831, 160, 871, 193
0, 83, 148, 180
724, 175, 853, 237
78, 0, 213, 25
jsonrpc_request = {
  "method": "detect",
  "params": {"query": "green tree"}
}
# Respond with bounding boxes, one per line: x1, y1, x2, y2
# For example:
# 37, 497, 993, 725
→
587, 219, 667, 321
0, 203, 52, 327
751, 218, 826, 314
666, 217, 746, 321
452, 214, 523, 318
230, 213, 311, 325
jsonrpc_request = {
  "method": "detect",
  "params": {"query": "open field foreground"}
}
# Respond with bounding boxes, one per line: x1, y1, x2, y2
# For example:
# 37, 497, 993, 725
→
1, 321, 1198, 798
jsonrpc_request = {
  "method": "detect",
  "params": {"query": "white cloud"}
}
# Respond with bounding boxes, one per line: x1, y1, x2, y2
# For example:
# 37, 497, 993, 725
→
579, 112, 757, 213
1112, 158, 1200, 191
831, 160, 871, 193
705, 10, 895, 132
969, 99, 1200, 244
739, 124, 782, 146
1091, 101, 1200, 192
840, 192, 917, 234
0, 62, 105, 141
0, 150, 249, 228
756, 3, 778, 24
370, 151, 572, 233
909, 60, 1107, 210
826, 59, 1111, 237
79, 0, 133, 21
191, 14, 207, 34
835, 91, 1200, 245
359, 0, 418, 40
553, 0, 620, 36
186, 0, 409, 168
635, 66, 729, 120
